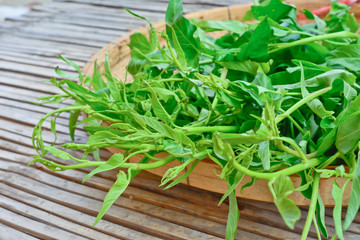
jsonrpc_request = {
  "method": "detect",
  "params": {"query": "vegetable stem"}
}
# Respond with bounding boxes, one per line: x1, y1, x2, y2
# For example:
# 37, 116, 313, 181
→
301, 172, 320, 240
232, 156, 322, 180
183, 125, 238, 133
269, 31, 359, 54
164, 33, 184, 71
317, 152, 341, 169
273, 137, 308, 163
32, 105, 86, 154
275, 87, 331, 124
44, 154, 176, 171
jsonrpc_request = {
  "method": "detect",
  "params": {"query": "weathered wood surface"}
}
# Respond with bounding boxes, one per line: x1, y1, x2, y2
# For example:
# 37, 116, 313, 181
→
0, 0, 359, 239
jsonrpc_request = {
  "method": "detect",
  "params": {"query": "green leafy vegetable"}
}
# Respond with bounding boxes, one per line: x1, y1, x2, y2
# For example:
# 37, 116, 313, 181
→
332, 180, 348, 240
343, 146, 360, 230
30, 0, 360, 239
269, 175, 301, 229
94, 170, 130, 226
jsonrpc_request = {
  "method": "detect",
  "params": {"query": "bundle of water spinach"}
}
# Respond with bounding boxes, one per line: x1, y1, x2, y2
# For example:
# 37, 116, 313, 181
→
31, 0, 360, 239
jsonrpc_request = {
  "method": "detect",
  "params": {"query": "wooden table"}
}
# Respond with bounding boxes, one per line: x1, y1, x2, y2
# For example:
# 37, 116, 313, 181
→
0, 0, 359, 239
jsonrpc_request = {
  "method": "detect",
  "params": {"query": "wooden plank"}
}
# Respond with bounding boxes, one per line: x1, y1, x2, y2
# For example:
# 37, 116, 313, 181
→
0, 102, 89, 134
0, 120, 87, 147
0, 152, 300, 240
0, 170, 224, 240
0, 0, 358, 239
0, 125, 348, 238
54, 0, 170, 13
33, 22, 130, 37
51, 17, 144, 32
0, 133, 89, 165
0, 50, 76, 72
0, 143, 351, 239
0, 37, 96, 60
0, 222, 39, 240
0, 194, 127, 240
0, 207, 89, 240
54, 0, 218, 14
0, 113, 351, 239
12, 31, 112, 49
0, 136, 311, 240
0, 84, 64, 102
0, 84, 73, 112
0, 103, 73, 129
32, 3, 164, 23
0, 44, 90, 63
53, 169, 308, 240
0, 59, 62, 78
0, 183, 162, 240
0, 98, 72, 119
0, 161, 253, 239
18, 25, 122, 43
0, 133, 304, 240
0, 78, 65, 97
152, 0, 249, 6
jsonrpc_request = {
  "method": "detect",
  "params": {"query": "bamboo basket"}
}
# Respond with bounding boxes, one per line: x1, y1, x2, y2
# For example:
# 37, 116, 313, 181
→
83, 0, 360, 206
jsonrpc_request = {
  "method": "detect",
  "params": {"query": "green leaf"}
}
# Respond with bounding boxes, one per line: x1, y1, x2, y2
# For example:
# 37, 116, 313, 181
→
92, 60, 107, 93
191, 19, 248, 35
127, 57, 146, 76
168, 26, 187, 68
58, 55, 84, 83
55, 67, 78, 79
238, 17, 271, 62
269, 175, 301, 229
44, 146, 71, 160
169, 16, 201, 68
326, 1, 359, 33
126, 8, 157, 52
133, 114, 195, 150
300, 63, 333, 119
327, 44, 360, 77
83, 153, 125, 183
302, 9, 326, 31
164, 159, 202, 189
332, 180, 346, 240
259, 140, 270, 171
165, 0, 183, 25
251, 0, 295, 22
87, 131, 120, 145
104, 52, 121, 101
274, 69, 356, 90
316, 194, 328, 238
316, 127, 337, 156
164, 140, 191, 157
241, 177, 257, 194
225, 191, 239, 240
336, 95, 360, 154
296, 170, 313, 198
146, 84, 172, 125
69, 110, 80, 141
160, 159, 195, 187
219, 151, 253, 205
344, 151, 360, 230
217, 60, 262, 75
94, 170, 130, 226
216, 89, 243, 108
50, 116, 57, 140
213, 134, 234, 162
129, 33, 156, 60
